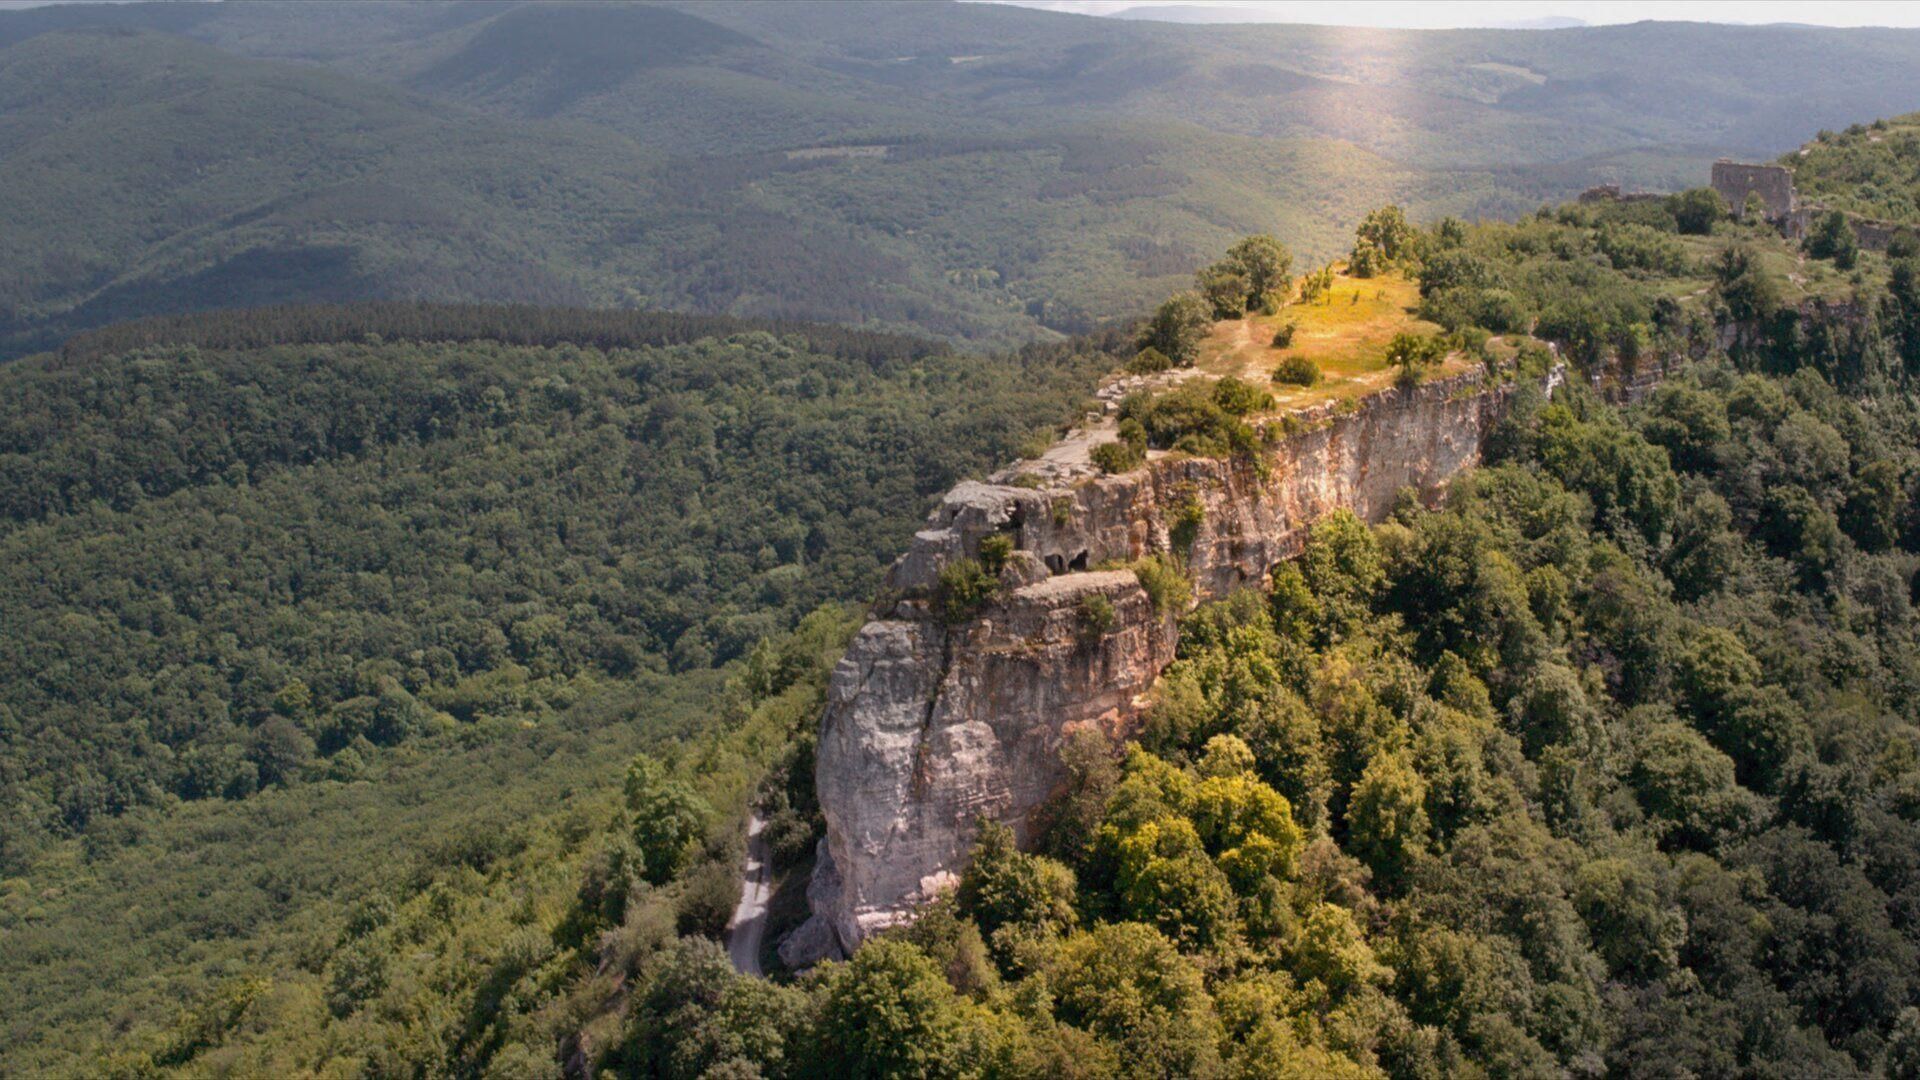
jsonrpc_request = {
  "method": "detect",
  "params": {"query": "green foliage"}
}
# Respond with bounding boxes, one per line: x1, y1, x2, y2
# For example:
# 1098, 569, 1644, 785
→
1049, 922, 1225, 1077
0, 311, 1103, 861
1197, 262, 1251, 320
1385, 330, 1446, 384
1669, 187, 1728, 234
810, 939, 1010, 1079
1790, 113, 1920, 222
1271, 353, 1321, 386
1125, 346, 1173, 375
1118, 378, 1263, 459
1808, 209, 1860, 268
1351, 206, 1417, 277
1195, 233, 1295, 322
1077, 592, 1118, 640
625, 754, 710, 885
1090, 438, 1145, 475
1714, 244, 1782, 323
936, 558, 1000, 624
1131, 554, 1194, 616
956, 820, 1079, 966
1136, 293, 1213, 366
1227, 235, 1295, 302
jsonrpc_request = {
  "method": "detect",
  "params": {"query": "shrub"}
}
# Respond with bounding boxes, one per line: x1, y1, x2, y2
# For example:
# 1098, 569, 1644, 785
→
1131, 555, 1193, 615
1118, 379, 1268, 460
1078, 593, 1117, 640
1168, 496, 1206, 557
1127, 347, 1174, 375
1270, 321, 1299, 348
1807, 210, 1859, 269
979, 533, 1015, 574
1668, 187, 1726, 234
1091, 440, 1145, 475
1272, 355, 1321, 387
1386, 332, 1446, 386
936, 558, 999, 623
1211, 376, 1271, 416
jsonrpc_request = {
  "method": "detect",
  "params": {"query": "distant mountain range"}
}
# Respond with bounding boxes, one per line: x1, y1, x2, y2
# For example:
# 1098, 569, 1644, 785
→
3, 0, 1920, 350
1107, 5, 1590, 29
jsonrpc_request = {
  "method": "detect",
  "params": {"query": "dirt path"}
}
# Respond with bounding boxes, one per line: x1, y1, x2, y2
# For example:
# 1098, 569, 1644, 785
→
726, 813, 772, 977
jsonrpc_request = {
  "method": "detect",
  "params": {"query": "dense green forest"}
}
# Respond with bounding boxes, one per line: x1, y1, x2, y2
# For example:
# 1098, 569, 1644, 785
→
10, 6, 1920, 1068
0, 305, 1109, 878
11, 128, 1920, 1074
7, 2, 1920, 350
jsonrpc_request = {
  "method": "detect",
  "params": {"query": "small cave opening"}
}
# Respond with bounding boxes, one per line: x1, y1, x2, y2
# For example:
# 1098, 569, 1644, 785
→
1045, 554, 1066, 574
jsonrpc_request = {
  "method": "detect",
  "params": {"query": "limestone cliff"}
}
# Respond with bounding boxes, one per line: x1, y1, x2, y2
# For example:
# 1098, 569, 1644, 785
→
782, 363, 1580, 966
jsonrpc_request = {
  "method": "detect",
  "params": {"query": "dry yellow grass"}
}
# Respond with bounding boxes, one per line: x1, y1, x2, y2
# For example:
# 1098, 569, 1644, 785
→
1195, 267, 1464, 411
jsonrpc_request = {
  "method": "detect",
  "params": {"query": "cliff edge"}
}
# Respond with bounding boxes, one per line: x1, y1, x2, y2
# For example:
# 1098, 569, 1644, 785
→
782, 362, 1577, 966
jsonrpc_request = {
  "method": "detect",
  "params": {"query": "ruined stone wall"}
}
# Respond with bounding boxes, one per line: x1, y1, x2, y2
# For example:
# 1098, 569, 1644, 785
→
1848, 215, 1906, 252
782, 365, 1561, 966
1712, 160, 1797, 220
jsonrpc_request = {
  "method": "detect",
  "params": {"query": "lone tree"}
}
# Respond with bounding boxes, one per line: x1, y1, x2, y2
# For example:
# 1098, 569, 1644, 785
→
1669, 188, 1726, 235
1137, 292, 1213, 365
1197, 263, 1251, 319
1198, 234, 1294, 317
1385, 331, 1445, 384
1226, 234, 1293, 304
1350, 206, 1416, 277
1808, 210, 1859, 269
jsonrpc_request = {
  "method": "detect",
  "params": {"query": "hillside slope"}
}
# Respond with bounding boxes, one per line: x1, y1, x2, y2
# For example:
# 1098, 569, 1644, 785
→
9, 3, 1920, 348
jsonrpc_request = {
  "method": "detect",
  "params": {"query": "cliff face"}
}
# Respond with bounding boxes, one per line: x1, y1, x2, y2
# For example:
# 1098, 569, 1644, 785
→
782, 365, 1563, 966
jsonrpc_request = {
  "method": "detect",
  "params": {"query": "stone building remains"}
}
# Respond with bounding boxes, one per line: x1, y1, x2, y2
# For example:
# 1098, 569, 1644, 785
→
1711, 160, 1799, 225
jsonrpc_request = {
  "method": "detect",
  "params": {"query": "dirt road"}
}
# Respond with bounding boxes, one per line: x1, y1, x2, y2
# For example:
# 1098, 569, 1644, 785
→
726, 812, 772, 976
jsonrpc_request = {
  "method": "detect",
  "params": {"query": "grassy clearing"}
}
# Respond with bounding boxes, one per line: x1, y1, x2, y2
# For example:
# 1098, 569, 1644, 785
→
1195, 268, 1466, 410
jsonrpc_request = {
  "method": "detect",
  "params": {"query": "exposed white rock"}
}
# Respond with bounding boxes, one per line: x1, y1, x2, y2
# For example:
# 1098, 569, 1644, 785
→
785, 362, 1627, 966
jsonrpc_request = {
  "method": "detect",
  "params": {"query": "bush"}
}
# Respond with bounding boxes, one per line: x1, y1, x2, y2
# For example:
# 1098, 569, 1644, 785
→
1211, 376, 1272, 416
1131, 555, 1193, 615
1669, 188, 1727, 235
1119, 381, 1259, 458
1078, 593, 1117, 639
1127, 347, 1174, 375
1271, 321, 1299, 348
936, 558, 999, 623
1386, 332, 1446, 386
1091, 439, 1145, 475
1807, 210, 1859, 269
1272, 355, 1321, 386
979, 534, 1015, 574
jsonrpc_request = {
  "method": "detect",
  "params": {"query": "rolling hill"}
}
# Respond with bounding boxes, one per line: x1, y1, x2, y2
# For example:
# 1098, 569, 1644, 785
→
6, 2, 1920, 350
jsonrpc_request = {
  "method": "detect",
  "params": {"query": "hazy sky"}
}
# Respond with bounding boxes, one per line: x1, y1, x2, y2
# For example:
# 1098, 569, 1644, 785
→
988, 0, 1920, 29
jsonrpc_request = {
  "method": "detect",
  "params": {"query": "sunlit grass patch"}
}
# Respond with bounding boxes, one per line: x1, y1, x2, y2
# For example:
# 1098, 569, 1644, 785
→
1195, 268, 1456, 410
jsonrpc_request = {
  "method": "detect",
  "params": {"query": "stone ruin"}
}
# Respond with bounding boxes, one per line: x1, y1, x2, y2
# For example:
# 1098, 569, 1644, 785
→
1584, 159, 1910, 253
1711, 160, 1799, 225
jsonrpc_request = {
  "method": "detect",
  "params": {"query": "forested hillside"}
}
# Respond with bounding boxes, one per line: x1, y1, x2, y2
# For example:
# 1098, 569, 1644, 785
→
0, 305, 1107, 873
1789, 113, 1920, 223
9, 3, 1920, 1072
9, 119, 1920, 1075
7, 2, 1920, 350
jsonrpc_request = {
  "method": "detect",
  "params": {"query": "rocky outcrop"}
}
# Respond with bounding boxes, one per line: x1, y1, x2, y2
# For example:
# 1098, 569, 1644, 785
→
782, 365, 1564, 966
